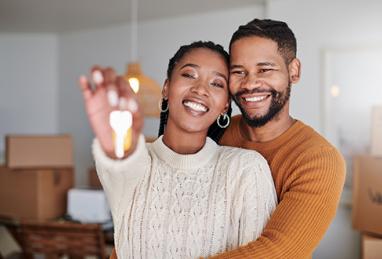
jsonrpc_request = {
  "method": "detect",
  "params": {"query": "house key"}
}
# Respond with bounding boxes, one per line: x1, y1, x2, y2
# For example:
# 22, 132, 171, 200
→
109, 110, 133, 158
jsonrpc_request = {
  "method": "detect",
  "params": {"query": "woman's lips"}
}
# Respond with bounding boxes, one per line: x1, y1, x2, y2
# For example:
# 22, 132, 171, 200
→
182, 100, 209, 113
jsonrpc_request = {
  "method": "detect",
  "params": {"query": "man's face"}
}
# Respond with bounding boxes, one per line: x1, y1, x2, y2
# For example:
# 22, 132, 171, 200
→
229, 36, 294, 127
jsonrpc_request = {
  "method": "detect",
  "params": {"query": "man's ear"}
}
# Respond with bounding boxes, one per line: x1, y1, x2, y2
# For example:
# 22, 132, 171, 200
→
288, 58, 301, 84
162, 79, 169, 98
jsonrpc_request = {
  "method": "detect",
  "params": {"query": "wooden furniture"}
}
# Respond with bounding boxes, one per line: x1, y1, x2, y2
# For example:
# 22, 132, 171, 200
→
19, 221, 106, 259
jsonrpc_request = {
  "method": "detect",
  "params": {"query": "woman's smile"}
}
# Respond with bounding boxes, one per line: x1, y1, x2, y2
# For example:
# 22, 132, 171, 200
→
183, 98, 209, 115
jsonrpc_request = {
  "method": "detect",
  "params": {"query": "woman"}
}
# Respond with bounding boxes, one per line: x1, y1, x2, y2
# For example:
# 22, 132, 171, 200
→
79, 41, 277, 259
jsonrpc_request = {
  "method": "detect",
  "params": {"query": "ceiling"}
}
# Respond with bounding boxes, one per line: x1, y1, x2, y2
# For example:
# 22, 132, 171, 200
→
0, 0, 265, 33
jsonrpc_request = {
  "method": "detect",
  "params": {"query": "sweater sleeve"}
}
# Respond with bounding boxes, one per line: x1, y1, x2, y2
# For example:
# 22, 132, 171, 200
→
92, 134, 150, 227
208, 146, 345, 259
238, 155, 277, 246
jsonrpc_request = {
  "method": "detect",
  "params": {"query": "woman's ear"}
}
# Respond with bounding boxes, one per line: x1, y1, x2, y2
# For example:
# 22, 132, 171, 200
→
288, 58, 301, 84
222, 98, 231, 114
162, 79, 169, 98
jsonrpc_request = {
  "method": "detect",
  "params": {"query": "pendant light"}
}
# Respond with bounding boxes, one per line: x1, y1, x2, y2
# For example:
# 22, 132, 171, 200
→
124, 0, 162, 117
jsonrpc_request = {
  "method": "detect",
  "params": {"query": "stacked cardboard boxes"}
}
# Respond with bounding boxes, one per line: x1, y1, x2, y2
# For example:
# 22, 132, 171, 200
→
352, 106, 382, 259
0, 135, 74, 220
362, 234, 382, 259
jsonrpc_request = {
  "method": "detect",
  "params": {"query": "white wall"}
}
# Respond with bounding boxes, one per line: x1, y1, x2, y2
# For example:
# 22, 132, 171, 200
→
267, 0, 382, 132
0, 34, 58, 163
58, 5, 265, 186
266, 0, 382, 258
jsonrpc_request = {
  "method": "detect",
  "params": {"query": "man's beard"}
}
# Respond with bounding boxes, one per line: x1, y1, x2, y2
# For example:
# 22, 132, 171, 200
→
232, 84, 291, 128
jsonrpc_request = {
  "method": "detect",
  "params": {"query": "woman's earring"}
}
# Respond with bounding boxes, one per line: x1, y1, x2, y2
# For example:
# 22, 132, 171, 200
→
217, 113, 230, 128
159, 98, 169, 112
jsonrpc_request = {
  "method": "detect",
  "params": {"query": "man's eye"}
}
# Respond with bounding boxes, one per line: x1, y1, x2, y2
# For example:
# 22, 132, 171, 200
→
231, 70, 245, 75
259, 68, 272, 73
182, 73, 196, 79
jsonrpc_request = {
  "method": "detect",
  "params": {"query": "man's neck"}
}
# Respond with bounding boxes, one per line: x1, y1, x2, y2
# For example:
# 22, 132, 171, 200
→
240, 110, 295, 143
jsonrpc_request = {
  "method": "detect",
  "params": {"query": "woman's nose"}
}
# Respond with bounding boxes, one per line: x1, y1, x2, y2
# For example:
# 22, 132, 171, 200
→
190, 80, 209, 96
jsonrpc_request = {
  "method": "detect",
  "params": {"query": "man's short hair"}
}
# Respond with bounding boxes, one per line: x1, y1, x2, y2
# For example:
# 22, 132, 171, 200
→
229, 19, 297, 64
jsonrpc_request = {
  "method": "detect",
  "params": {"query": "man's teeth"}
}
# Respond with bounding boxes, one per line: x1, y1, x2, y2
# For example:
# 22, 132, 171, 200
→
245, 96, 267, 102
184, 101, 207, 112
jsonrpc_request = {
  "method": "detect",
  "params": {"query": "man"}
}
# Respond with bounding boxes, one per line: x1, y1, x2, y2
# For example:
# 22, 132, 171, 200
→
212, 19, 346, 258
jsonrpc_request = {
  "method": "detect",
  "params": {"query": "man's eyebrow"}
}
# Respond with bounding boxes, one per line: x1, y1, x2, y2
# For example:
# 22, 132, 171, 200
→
230, 64, 244, 70
180, 63, 199, 69
256, 62, 277, 67
230, 62, 277, 69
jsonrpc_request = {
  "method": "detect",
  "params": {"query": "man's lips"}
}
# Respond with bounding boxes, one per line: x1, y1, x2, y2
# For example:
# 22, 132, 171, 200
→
242, 94, 271, 103
234, 88, 275, 104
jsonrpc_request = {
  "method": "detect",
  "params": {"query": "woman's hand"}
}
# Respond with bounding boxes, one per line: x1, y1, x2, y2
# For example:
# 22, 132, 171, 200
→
79, 66, 143, 159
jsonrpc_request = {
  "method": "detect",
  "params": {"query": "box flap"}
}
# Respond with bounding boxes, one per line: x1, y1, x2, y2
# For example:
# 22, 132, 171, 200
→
6, 135, 73, 168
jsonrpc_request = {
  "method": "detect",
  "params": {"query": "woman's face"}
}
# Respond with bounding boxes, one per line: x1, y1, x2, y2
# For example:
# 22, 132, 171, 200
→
163, 48, 229, 135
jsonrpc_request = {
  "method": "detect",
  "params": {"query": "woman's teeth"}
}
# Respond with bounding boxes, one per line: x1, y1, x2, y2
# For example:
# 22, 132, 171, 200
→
245, 95, 268, 102
184, 101, 208, 112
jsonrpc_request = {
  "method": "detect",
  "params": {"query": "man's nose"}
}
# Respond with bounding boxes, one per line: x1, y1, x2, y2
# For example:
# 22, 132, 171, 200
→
242, 73, 262, 90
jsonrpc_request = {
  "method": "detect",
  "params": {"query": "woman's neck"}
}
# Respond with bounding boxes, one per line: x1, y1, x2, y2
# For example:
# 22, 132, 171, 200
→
162, 124, 207, 155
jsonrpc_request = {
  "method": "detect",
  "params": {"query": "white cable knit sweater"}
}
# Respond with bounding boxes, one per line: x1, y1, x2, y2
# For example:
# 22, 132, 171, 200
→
93, 135, 277, 259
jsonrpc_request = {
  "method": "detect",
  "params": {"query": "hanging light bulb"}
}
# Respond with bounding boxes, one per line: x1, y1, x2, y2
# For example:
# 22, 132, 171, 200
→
124, 0, 162, 117
128, 77, 139, 93
125, 0, 139, 93
125, 62, 141, 93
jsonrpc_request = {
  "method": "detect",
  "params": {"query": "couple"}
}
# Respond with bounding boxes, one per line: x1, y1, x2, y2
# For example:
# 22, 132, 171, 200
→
80, 19, 345, 259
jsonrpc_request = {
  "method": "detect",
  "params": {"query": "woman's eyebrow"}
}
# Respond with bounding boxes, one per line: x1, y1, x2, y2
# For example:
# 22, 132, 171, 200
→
180, 63, 227, 81
180, 63, 199, 69
213, 71, 228, 82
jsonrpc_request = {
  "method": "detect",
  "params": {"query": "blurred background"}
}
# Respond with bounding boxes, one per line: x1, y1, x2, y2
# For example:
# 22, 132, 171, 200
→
1, 0, 382, 258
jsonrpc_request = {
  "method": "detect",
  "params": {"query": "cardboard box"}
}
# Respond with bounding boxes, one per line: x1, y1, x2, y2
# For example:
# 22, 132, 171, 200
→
6, 135, 73, 169
88, 167, 102, 189
362, 234, 382, 259
0, 166, 74, 220
371, 106, 382, 157
352, 156, 382, 235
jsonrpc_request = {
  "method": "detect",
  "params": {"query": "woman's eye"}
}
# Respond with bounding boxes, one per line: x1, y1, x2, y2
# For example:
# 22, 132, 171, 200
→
211, 82, 224, 88
181, 73, 196, 79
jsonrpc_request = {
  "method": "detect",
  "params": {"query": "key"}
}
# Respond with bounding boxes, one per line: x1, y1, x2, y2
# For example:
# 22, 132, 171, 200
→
109, 110, 133, 158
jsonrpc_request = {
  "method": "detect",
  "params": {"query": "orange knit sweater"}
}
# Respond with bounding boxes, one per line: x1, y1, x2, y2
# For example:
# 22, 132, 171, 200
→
210, 115, 346, 259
